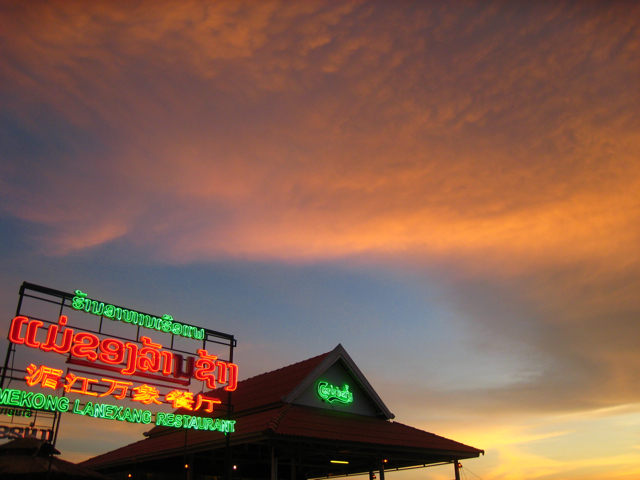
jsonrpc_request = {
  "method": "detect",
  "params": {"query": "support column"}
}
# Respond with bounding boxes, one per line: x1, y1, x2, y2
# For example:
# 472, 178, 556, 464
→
187, 453, 194, 480
183, 430, 189, 480
379, 458, 385, 480
271, 447, 278, 480
454, 461, 461, 480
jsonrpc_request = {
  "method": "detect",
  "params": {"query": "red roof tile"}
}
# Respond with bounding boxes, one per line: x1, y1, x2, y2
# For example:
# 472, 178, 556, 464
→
143, 350, 331, 438
82, 403, 481, 470
81, 349, 482, 470
270, 404, 482, 454
218, 350, 331, 412
82, 353, 331, 469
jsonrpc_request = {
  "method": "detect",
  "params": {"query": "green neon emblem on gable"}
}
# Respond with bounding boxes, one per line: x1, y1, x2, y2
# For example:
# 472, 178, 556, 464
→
317, 381, 353, 404
71, 290, 205, 342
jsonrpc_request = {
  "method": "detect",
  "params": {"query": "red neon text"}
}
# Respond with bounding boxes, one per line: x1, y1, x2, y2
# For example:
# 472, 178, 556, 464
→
24, 365, 220, 411
10, 316, 238, 391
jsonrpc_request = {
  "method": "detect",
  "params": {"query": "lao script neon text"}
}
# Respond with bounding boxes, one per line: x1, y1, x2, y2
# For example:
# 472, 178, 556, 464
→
9, 315, 238, 391
71, 290, 204, 341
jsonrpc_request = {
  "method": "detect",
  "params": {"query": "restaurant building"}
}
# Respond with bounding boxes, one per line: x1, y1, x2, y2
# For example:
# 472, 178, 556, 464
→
80, 344, 483, 480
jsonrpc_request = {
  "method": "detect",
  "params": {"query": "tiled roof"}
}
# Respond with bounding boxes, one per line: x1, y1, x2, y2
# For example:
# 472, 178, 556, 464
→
142, 350, 332, 438
82, 403, 481, 470
80, 408, 277, 469
0, 439, 110, 478
81, 352, 332, 469
80, 349, 482, 470
219, 350, 331, 413
269, 404, 482, 454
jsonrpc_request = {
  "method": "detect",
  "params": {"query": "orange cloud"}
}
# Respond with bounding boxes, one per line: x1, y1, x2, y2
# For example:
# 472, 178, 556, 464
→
2, 1, 638, 268
1, 5, 639, 476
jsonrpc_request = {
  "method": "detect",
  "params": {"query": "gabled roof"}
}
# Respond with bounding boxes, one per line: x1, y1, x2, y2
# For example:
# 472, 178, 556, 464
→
81, 402, 482, 470
211, 344, 393, 418
282, 344, 394, 419
150, 343, 391, 439
81, 346, 483, 472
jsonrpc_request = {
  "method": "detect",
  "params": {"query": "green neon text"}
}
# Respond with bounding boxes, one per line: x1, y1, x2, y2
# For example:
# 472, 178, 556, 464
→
71, 290, 205, 341
317, 382, 353, 404
1, 389, 236, 433
0, 389, 150, 425
72, 400, 152, 424
155, 412, 235, 434
0, 388, 70, 412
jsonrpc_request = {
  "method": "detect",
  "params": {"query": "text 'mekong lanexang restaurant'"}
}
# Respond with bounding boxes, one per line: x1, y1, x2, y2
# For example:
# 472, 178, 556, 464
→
1, 283, 483, 480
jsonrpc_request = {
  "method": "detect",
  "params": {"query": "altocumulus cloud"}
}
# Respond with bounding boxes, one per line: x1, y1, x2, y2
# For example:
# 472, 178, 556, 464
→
1, 0, 638, 264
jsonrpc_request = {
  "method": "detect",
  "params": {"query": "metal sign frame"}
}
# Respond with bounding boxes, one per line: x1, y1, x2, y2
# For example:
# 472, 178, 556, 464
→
1, 281, 237, 446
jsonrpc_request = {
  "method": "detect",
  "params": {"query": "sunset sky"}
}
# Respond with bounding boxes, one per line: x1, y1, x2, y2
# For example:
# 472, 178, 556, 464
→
1, 1, 639, 479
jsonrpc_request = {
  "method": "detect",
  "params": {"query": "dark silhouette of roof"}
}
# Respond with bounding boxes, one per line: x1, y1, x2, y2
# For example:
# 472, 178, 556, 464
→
81, 346, 482, 472
0, 438, 110, 479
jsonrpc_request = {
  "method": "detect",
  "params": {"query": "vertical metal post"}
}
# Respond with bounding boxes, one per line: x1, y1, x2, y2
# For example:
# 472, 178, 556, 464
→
225, 434, 232, 480
51, 408, 64, 447
454, 461, 461, 480
46, 449, 54, 480
379, 458, 385, 480
50, 298, 66, 447
225, 336, 235, 480
57, 295, 65, 319
1, 283, 25, 389
0, 343, 15, 389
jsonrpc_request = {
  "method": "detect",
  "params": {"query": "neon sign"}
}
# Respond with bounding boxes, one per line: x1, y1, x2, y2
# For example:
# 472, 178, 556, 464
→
71, 290, 205, 341
0, 388, 69, 411
0, 388, 236, 433
9, 316, 238, 391
155, 412, 235, 432
2, 282, 239, 438
317, 381, 353, 404
0, 425, 52, 440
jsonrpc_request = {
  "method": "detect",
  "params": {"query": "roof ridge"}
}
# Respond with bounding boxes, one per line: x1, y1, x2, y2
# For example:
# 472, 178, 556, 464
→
202, 350, 332, 400
240, 351, 331, 384
265, 403, 293, 435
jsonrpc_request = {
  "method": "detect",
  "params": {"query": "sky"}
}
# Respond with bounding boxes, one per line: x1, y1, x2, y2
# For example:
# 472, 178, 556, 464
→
0, 0, 639, 478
